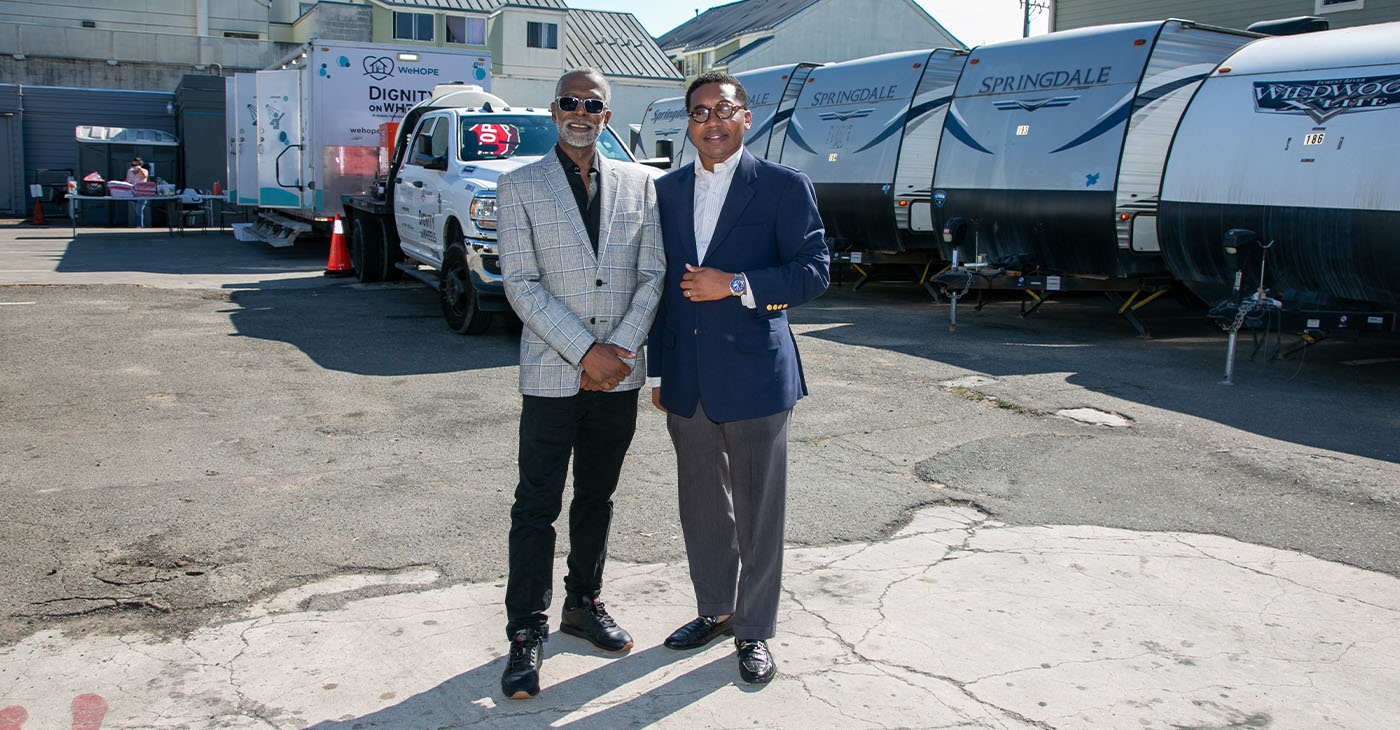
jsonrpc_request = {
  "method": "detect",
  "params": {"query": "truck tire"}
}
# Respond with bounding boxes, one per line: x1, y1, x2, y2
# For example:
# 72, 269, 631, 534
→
440, 241, 492, 335
351, 215, 387, 283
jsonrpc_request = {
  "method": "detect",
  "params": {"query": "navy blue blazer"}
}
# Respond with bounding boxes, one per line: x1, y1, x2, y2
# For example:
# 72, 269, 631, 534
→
646, 149, 830, 422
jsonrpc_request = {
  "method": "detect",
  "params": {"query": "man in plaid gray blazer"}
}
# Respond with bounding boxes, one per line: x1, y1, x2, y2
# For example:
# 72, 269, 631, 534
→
495, 68, 665, 700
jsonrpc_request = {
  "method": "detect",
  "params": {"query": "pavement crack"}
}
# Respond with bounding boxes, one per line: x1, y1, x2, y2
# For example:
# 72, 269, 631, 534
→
1172, 536, 1400, 614
21, 594, 172, 616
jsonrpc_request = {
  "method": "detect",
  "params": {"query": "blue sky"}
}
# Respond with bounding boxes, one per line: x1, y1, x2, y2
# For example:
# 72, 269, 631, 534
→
580, 0, 1051, 46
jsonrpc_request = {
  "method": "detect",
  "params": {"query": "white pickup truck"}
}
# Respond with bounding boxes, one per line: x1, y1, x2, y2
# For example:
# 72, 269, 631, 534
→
340, 85, 641, 334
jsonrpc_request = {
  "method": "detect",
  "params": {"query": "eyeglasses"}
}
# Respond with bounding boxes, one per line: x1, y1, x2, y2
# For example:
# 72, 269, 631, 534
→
555, 96, 607, 115
688, 102, 746, 123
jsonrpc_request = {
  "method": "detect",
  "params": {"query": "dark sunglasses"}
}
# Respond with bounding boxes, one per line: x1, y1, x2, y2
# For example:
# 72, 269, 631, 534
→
555, 96, 607, 114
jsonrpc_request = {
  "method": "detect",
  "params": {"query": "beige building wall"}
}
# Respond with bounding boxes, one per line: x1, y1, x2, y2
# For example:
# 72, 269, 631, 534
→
490, 7, 567, 78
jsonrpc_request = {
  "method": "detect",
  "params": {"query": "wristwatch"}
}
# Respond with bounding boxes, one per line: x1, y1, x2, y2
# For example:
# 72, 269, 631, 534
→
729, 273, 746, 297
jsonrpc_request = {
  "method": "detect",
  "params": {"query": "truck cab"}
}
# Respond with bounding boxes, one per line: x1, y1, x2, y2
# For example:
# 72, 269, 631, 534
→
342, 85, 637, 334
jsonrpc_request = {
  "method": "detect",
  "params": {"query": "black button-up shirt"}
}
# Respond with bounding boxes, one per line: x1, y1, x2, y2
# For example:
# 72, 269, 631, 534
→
554, 144, 601, 253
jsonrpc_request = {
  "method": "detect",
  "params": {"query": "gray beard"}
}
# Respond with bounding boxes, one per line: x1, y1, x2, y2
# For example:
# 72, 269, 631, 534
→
559, 121, 601, 148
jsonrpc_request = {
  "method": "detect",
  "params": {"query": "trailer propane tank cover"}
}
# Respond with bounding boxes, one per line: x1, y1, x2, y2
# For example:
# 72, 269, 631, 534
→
1222, 228, 1257, 256
943, 217, 968, 245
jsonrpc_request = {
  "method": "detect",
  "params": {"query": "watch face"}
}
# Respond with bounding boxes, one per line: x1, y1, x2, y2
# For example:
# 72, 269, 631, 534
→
730, 276, 744, 295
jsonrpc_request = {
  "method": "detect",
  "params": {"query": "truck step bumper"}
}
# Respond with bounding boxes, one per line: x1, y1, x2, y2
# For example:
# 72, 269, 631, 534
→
246, 212, 313, 248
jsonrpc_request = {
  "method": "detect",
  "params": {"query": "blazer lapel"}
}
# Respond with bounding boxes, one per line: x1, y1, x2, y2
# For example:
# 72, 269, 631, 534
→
673, 164, 700, 266
701, 149, 757, 265
540, 151, 596, 262
596, 155, 617, 259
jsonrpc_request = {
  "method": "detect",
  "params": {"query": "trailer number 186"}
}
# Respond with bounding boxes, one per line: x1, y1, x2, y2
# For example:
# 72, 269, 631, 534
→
1304, 132, 1325, 146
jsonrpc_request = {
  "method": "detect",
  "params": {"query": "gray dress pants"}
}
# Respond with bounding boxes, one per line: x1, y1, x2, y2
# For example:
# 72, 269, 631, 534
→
666, 400, 790, 640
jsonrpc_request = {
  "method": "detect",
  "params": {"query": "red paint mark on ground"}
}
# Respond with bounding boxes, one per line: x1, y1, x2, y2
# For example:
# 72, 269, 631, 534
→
70, 695, 107, 730
0, 706, 28, 730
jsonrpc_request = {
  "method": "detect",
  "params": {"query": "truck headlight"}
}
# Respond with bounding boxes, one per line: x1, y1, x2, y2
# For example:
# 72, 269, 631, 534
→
470, 193, 497, 231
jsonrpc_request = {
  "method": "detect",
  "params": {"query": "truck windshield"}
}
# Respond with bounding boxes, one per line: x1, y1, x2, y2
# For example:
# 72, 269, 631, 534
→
460, 115, 632, 162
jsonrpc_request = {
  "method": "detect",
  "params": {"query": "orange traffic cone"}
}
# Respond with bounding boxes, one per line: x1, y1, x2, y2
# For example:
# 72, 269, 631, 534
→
31, 197, 46, 226
324, 215, 353, 277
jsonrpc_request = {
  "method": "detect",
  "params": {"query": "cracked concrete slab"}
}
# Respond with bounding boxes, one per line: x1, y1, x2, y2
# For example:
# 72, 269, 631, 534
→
2, 506, 1395, 729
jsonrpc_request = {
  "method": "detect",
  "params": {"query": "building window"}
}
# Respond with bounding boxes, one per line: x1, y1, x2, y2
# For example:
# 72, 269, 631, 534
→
1316, 0, 1363, 11
224, 31, 259, 40
527, 21, 558, 49
446, 16, 486, 45
394, 12, 434, 41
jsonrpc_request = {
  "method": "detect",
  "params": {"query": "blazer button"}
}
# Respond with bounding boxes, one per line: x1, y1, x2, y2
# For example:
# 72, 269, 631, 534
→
595, 279, 604, 287
693, 328, 699, 335
590, 317, 596, 324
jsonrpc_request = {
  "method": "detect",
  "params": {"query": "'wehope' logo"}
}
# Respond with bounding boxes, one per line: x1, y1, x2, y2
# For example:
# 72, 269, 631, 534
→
363, 56, 396, 81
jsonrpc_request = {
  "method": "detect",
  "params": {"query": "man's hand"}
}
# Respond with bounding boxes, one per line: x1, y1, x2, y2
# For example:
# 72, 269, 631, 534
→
651, 386, 666, 412
581, 343, 634, 391
680, 264, 734, 302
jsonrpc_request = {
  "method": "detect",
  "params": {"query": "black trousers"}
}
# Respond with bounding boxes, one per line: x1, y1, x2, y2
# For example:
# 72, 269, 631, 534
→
505, 388, 638, 637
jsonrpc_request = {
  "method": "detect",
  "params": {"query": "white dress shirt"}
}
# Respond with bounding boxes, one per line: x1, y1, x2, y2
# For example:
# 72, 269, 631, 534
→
693, 147, 755, 308
649, 149, 756, 391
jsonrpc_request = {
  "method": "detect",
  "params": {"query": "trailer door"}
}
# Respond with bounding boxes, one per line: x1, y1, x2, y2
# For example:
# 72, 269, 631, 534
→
233, 73, 258, 206
255, 69, 307, 208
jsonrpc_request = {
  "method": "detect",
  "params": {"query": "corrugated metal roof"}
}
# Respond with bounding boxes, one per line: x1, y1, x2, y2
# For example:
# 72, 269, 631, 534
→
378, 0, 565, 11
656, 0, 820, 53
566, 10, 684, 81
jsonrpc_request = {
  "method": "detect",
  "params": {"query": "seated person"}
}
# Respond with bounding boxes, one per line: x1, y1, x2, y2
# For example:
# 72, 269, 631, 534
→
460, 130, 481, 162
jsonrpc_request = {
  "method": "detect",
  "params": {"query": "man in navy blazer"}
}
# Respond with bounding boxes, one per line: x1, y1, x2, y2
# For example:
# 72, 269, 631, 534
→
647, 71, 829, 685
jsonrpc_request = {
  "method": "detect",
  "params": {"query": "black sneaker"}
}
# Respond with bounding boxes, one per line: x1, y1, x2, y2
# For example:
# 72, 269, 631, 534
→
501, 627, 545, 699
736, 638, 776, 684
560, 596, 634, 653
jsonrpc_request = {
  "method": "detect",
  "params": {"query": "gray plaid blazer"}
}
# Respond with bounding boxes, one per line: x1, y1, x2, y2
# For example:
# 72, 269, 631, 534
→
497, 151, 665, 397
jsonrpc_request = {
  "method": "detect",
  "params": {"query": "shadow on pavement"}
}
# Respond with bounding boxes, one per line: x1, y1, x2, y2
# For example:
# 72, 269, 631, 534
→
54, 231, 327, 276
799, 285, 1400, 463
306, 646, 732, 729
226, 281, 520, 376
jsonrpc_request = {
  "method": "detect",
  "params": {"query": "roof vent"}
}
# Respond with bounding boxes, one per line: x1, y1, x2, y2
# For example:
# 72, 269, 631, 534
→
1245, 16, 1329, 35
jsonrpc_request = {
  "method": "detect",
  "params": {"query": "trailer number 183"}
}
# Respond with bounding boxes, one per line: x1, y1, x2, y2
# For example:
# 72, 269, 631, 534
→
1304, 132, 1325, 146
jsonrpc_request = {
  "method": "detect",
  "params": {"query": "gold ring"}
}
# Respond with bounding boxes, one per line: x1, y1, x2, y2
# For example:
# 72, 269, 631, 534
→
684, 290, 691, 297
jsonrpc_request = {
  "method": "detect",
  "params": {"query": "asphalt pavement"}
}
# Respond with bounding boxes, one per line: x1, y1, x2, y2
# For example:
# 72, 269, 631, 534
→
1, 221, 1397, 729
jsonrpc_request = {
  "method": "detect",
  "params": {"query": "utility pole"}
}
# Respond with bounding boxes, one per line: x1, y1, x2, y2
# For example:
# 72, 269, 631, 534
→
1022, 0, 1050, 37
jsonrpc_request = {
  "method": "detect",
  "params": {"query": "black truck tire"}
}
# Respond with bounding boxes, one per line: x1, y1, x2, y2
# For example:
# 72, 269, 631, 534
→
440, 241, 492, 335
351, 215, 388, 283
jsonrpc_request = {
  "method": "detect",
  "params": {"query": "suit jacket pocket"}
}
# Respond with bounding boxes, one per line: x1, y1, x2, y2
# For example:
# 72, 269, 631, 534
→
736, 329, 783, 353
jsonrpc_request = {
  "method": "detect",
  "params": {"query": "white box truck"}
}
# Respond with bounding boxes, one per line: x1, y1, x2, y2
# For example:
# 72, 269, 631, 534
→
226, 41, 491, 246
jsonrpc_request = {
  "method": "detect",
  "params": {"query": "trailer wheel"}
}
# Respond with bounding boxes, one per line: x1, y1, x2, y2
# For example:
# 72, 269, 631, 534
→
440, 241, 492, 335
351, 215, 387, 283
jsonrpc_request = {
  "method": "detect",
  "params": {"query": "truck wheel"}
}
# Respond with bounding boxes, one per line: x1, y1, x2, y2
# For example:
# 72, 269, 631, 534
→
440, 242, 492, 335
351, 215, 386, 283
